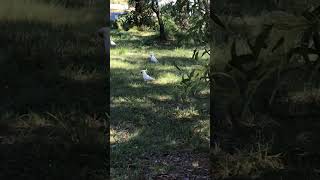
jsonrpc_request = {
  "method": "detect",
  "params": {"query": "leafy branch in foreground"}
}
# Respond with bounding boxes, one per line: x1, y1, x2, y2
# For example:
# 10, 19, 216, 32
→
212, 4, 320, 129
173, 60, 208, 101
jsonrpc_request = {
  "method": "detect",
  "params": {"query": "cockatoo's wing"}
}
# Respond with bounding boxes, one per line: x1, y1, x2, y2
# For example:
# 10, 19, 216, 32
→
150, 55, 158, 63
146, 75, 155, 80
143, 73, 155, 81
154, 57, 158, 62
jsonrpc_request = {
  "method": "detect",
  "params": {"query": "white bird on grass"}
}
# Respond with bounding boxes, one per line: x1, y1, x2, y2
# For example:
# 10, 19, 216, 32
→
111, 40, 116, 47
140, 69, 155, 81
149, 52, 158, 63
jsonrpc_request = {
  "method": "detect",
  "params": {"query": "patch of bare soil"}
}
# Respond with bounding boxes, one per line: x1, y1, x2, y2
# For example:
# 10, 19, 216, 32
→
145, 150, 209, 179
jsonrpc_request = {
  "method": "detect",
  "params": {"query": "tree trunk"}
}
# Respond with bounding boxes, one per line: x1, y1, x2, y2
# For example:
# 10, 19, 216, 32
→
157, 13, 166, 40
151, 0, 167, 41
134, 0, 144, 27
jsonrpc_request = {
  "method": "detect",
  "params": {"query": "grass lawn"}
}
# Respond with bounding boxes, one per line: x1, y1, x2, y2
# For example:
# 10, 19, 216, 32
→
110, 29, 210, 179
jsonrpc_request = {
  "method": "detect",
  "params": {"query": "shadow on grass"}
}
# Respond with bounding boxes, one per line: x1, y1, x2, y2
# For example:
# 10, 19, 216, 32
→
111, 30, 201, 50
0, 20, 108, 179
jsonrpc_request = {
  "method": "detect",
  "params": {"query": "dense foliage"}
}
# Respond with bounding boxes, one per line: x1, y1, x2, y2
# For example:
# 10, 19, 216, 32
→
210, 2, 320, 179
114, 0, 209, 44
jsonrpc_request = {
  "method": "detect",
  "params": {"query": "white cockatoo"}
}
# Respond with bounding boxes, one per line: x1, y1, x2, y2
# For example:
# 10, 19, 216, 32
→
149, 52, 158, 63
140, 69, 155, 81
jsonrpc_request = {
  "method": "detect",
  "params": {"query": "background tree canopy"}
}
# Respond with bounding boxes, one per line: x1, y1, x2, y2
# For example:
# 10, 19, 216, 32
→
114, 0, 209, 44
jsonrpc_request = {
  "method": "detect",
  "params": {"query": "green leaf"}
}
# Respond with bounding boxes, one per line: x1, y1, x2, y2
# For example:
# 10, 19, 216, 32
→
241, 67, 278, 119
303, 5, 320, 22
182, 77, 191, 85
287, 47, 320, 64
231, 40, 237, 60
195, 51, 199, 60
210, 13, 226, 30
253, 24, 273, 56
192, 48, 198, 59
173, 61, 182, 71
312, 5, 320, 19
313, 27, 320, 50
246, 38, 254, 53
189, 69, 196, 79
271, 37, 285, 52
202, 49, 210, 57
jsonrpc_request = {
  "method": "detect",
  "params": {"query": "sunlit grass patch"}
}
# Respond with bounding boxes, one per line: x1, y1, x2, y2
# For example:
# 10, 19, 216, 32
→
111, 60, 139, 70
155, 72, 180, 84
151, 95, 173, 102
111, 97, 129, 105
114, 129, 141, 145
198, 88, 210, 96
110, 128, 129, 144
156, 66, 176, 71
113, 47, 128, 55
128, 82, 142, 88
112, 50, 150, 63
128, 28, 157, 37
112, 96, 154, 108
174, 47, 193, 56
110, 0, 128, 4
192, 119, 210, 142
173, 106, 199, 120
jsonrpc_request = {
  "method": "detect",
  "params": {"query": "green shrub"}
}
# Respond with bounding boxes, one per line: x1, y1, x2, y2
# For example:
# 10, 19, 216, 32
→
115, 12, 135, 31
162, 14, 179, 38
151, 14, 180, 39
115, 9, 157, 31
133, 9, 157, 29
